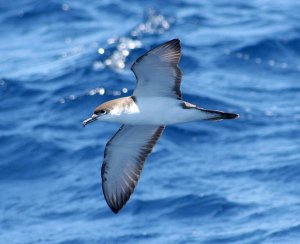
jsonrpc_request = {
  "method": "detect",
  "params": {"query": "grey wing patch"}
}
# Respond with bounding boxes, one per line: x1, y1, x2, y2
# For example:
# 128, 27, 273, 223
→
101, 125, 165, 213
131, 39, 183, 99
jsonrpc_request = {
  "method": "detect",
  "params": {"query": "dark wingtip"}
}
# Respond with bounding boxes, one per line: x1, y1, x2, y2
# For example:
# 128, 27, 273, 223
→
103, 195, 122, 214
168, 38, 181, 48
131, 38, 181, 71
110, 206, 120, 214
170, 38, 180, 43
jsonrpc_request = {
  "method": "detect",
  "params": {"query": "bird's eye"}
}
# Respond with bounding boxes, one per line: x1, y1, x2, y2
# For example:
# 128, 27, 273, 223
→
94, 109, 107, 115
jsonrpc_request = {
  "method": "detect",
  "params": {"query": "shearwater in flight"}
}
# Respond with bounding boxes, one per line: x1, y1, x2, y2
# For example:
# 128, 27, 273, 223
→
83, 39, 239, 213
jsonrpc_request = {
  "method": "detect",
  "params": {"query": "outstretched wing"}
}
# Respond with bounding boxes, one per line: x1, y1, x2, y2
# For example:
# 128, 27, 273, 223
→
131, 39, 182, 99
101, 125, 165, 213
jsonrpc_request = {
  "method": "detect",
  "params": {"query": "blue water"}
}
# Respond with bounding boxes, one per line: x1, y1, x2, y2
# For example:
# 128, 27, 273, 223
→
1, 0, 300, 243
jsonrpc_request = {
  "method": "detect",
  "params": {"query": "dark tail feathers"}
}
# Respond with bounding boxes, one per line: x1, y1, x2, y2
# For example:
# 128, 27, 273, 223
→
199, 108, 239, 121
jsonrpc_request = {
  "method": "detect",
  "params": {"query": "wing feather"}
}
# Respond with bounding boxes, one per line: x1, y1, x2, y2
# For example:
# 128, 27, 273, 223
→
131, 39, 182, 99
101, 125, 164, 213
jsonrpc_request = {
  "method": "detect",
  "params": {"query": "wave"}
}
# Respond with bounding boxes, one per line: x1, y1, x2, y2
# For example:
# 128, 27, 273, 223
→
127, 194, 249, 219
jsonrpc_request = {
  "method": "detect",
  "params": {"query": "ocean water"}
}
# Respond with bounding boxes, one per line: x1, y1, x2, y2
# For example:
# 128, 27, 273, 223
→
1, 0, 300, 243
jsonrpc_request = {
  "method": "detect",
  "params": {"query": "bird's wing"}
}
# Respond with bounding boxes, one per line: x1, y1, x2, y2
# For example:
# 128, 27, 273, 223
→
102, 124, 164, 213
131, 39, 182, 99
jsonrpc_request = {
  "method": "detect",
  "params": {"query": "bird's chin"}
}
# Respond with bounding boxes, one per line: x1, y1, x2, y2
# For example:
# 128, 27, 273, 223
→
82, 117, 97, 127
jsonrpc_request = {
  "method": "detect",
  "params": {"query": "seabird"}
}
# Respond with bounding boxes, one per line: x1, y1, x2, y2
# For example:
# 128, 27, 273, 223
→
83, 39, 239, 213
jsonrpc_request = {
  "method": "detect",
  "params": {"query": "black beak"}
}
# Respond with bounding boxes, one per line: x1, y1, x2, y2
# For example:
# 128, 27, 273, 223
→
82, 114, 98, 127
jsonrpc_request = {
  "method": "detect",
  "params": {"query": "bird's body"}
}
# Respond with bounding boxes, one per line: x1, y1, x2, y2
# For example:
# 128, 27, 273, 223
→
130, 97, 196, 125
83, 39, 239, 213
97, 96, 218, 125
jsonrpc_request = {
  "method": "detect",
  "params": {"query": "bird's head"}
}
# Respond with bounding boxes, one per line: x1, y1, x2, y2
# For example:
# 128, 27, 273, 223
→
82, 99, 119, 127
82, 97, 136, 127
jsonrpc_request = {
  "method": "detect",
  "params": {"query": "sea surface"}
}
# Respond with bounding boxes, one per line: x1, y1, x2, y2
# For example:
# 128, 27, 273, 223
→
1, 0, 300, 243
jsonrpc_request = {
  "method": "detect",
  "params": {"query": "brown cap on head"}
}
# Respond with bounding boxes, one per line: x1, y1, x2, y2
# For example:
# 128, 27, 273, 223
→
94, 96, 135, 114
83, 97, 136, 127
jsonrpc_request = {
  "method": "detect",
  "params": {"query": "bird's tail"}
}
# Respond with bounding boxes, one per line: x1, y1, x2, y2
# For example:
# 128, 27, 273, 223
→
181, 101, 239, 121
198, 108, 239, 121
